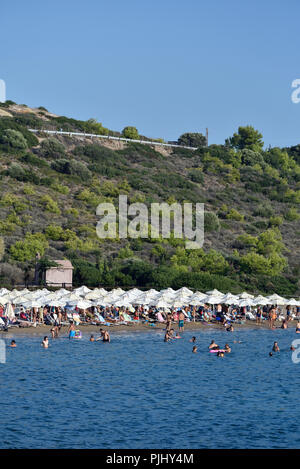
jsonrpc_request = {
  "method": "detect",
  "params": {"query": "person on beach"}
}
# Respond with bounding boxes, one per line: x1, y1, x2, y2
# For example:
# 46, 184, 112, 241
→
272, 341, 280, 352
256, 308, 262, 324
209, 340, 219, 350
192, 346, 197, 353
10, 340, 16, 347
42, 336, 49, 348
178, 311, 185, 332
269, 307, 277, 329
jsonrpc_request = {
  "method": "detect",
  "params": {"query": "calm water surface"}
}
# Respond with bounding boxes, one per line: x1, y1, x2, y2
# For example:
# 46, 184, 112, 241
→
0, 327, 299, 448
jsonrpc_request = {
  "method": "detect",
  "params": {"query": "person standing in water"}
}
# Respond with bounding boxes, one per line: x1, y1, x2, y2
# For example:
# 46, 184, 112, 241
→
10, 340, 16, 347
178, 311, 185, 333
96, 328, 110, 342
68, 322, 76, 339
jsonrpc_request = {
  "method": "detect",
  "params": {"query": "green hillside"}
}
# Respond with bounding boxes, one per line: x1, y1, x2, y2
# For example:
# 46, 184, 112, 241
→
0, 101, 299, 295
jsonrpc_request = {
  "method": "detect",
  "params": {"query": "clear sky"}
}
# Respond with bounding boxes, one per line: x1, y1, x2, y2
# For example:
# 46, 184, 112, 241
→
1, 0, 300, 147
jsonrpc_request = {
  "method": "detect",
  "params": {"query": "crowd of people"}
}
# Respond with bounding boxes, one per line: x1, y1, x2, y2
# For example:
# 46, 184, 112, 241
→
1, 301, 300, 330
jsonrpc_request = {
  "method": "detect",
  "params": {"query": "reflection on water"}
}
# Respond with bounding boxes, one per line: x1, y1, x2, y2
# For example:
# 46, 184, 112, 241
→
0, 327, 299, 448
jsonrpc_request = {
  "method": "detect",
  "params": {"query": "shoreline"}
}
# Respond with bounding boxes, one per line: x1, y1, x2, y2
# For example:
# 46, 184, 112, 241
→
0, 320, 298, 337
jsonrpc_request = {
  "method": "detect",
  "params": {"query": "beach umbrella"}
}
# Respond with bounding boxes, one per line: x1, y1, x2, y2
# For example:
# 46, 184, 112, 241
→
149, 299, 171, 308
0, 288, 10, 296
0, 295, 11, 305
205, 289, 223, 296
22, 300, 43, 309
239, 292, 255, 299
285, 298, 300, 306
238, 299, 254, 307
220, 293, 239, 305
175, 287, 193, 296
84, 289, 103, 300
203, 295, 224, 304
4, 302, 15, 320
266, 294, 287, 306
189, 298, 205, 306
67, 299, 92, 309
74, 286, 91, 296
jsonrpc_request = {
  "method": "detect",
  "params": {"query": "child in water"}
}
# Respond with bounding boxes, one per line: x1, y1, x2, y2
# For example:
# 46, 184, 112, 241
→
10, 340, 16, 347
192, 346, 197, 353
90, 335, 95, 342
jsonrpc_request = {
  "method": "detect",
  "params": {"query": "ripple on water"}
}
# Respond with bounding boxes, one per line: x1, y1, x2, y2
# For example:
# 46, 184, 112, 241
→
0, 328, 299, 448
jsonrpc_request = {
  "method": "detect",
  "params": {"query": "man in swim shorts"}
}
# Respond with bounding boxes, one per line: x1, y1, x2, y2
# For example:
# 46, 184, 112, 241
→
178, 311, 185, 332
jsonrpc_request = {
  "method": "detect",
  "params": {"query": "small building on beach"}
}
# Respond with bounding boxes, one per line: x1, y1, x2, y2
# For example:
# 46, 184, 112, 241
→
45, 260, 73, 287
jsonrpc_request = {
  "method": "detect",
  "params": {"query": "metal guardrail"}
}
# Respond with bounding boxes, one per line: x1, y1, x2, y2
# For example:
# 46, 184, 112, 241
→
28, 129, 198, 151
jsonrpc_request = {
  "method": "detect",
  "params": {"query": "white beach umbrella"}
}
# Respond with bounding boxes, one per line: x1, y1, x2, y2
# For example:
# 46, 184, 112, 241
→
67, 299, 92, 309
74, 286, 91, 296
22, 300, 43, 309
0, 295, 12, 305
0, 288, 10, 296
266, 294, 287, 306
203, 295, 224, 304
239, 292, 255, 299
175, 287, 193, 296
238, 299, 254, 307
189, 298, 205, 306
205, 289, 223, 296
285, 298, 300, 306
4, 303, 15, 320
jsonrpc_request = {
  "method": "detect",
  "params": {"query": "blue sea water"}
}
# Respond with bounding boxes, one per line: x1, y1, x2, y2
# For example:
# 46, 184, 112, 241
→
0, 326, 299, 449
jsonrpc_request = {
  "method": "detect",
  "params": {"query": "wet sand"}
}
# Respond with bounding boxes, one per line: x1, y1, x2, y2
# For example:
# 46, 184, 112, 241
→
1, 320, 298, 337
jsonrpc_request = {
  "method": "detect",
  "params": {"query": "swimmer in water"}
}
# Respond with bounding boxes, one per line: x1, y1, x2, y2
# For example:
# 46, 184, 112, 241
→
90, 335, 95, 342
224, 343, 231, 353
226, 324, 234, 332
192, 346, 197, 353
190, 336, 196, 343
42, 336, 49, 348
209, 340, 219, 350
296, 321, 300, 333
217, 351, 224, 357
272, 341, 280, 352
10, 340, 16, 347
269, 352, 273, 357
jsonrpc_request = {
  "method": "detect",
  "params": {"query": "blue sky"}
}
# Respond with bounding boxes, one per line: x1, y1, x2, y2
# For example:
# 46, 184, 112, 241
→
1, 0, 300, 147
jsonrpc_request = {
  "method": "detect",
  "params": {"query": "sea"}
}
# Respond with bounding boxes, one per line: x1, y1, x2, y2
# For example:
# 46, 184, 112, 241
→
0, 326, 299, 449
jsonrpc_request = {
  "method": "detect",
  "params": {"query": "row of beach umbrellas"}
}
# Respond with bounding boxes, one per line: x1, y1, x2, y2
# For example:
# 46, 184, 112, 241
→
0, 287, 299, 311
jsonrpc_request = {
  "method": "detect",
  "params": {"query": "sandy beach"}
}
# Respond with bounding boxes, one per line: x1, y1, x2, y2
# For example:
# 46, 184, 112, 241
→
1, 320, 298, 337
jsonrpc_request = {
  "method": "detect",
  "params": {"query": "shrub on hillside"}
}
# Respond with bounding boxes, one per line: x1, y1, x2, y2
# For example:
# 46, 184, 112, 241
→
40, 137, 65, 159
10, 233, 49, 261
0, 129, 28, 149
